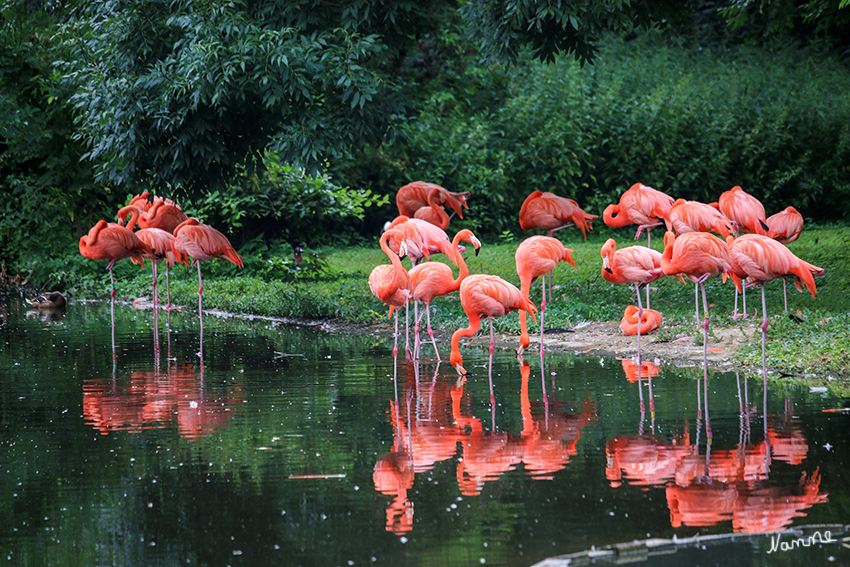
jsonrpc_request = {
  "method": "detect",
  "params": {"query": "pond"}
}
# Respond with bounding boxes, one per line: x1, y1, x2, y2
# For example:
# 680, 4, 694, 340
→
1, 297, 848, 567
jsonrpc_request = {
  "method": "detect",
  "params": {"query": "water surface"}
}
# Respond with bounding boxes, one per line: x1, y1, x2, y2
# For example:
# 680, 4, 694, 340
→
1, 298, 848, 566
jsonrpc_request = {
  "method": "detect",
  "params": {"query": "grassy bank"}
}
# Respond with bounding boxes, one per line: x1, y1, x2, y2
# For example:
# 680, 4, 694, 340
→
65, 223, 849, 380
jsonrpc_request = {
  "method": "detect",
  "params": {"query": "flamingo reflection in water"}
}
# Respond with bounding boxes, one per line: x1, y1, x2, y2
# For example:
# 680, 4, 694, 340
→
373, 354, 596, 530
662, 380, 827, 533
83, 308, 244, 439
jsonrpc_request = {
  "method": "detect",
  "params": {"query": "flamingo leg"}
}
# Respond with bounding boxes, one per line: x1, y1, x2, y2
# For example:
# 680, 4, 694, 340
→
742, 283, 747, 319
152, 262, 159, 311
783, 278, 788, 312
413, 300, 421, 359
426, 304, 440, 361
539, 274, 547, 354
196, 260, 204, 339
489, 317, 495, 356
694, 282, 700, 324
165, 263, 172, 310
761, 283, 769, 387
700, 280, 712, 443
405, 301, 413, 361
635, 283, 643, 363
392, 309, 399, 357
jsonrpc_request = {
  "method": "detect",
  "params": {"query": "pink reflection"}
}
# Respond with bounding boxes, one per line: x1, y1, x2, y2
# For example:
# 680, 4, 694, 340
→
620, 358, 661, 383
83, 364, 244, 439
373, 356, 597, 533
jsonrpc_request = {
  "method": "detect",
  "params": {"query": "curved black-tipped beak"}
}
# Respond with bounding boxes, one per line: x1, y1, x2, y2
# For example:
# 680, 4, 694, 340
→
605, 267, 613, 274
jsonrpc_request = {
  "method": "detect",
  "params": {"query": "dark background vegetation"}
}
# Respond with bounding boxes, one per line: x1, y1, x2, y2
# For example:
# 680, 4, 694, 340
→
2, 0, 849, 291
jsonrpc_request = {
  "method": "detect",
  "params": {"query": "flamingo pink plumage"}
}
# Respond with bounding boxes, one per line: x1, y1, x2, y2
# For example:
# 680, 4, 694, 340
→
766, 205, 806, 310
518, 191, 597, 240
450, 274, 537, 376
717, 186, 769, 237
413, 187, 451, 230
620, 305, 663, 337
515, 236, 576, 355
602, 183, 675, 247
408, 229, 481, 360
79, 220, 154, 300
666, 199, 733, 238
396, 181, 471, 220
726, 233, 824, 385
384, 216, 456, 266
662, 230, 730, 412
369, 229, 411, 359
172, 218, 244, 319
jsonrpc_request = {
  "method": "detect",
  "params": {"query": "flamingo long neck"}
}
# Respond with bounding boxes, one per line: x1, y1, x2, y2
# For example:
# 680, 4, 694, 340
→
449, 313, 482, 368
603, 204, 631, 228
118, 205, 143, 231
85, 220, 107, 247
450, 232, 472, 288
427, 190, 449, 227
381, 232, 408, 291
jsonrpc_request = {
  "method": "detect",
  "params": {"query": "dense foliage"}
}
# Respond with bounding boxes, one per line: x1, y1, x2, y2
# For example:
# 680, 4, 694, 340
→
341, 33, 850, 237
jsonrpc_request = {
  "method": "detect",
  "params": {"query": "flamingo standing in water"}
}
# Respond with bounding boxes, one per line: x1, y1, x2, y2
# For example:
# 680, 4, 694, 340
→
602, 183, 674, 248
766, 206, 805, 311
118, 204, 188, 309
413, 187, 451, 230
396, 181, 471, 220
515, 236, 576, 355
408, 229, 481, 360
172, 218, 244, 321
450, 274, 537, 376
601, 238, 676, 360
79, 220, 154, 301
726, 234, 824, 384
369, 228, 412, 359
661, 230, 730, 407
518, 191, 597, 240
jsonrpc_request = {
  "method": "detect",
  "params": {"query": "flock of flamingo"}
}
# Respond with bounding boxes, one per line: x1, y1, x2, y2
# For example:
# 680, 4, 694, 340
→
369, 181, 825, 387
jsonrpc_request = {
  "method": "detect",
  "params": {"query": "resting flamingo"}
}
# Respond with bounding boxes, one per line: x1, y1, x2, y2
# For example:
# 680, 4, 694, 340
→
79, 220, 154, 303
383, 216, 456, 266
661, 231, 730, 402
369, 229, 412, 359
601, 238, 676, 360
726, 234, 824, 385
396, 181, 471, 220
172, 219, 244, 323
717, 186, 769, 237
119, 204, 188, 309
518, 191, 597, 240
450, 274, 537, 376
515, 236, 576, 355
603, 183, 674, 247
413, 187, 450, 230
620, 305, 663, 337
666, 199, 733, 238
766, 206, 805, 311
408, 229, 481, 360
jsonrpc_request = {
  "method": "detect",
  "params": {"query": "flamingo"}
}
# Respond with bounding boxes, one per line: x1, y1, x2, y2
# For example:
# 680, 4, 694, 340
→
726, 234, 824, 385
79, 220, 154, 302
518, 190, 597, 240
368, 228, 412, 359
666, 199, 733, 238
119, 205, 189, 309
717, 186, 770, 237
383, 216, 456, 266
172, 219, 244, 325
601, 238, 676, 359
412, 187, 450, 230
620, 305, 663, 336
396, 181, 471, 220
515, 235, 576, 355
661, 231, 730, 403
665, 200, 734, 317
408, 229, 481, 361
766, 206, 805, 311
118, 198, 188, 234
449, 274, 537, 376
602, 182, 675, 247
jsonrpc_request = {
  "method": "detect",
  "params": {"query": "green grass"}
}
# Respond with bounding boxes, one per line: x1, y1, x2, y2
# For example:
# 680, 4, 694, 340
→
45, 223, 850, 380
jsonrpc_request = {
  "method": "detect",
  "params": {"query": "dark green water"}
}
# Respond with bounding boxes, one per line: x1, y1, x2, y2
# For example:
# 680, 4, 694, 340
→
1, 298, 848, 567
